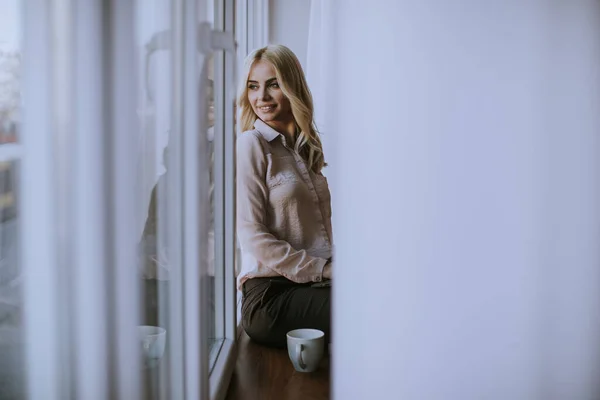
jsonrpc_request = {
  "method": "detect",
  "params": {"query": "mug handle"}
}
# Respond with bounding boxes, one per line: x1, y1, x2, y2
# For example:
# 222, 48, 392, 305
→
296, 343, 307, 370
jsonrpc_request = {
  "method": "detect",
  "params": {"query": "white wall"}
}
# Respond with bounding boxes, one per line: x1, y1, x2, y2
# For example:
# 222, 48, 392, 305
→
268, 0, 311, 67
329, 2, 600, 399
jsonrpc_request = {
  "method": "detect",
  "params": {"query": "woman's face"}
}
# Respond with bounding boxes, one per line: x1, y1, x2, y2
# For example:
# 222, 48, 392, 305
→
247, 60, 293, 125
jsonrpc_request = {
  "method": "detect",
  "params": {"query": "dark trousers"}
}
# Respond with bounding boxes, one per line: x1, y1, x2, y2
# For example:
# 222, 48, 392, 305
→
241, 276, 331, 348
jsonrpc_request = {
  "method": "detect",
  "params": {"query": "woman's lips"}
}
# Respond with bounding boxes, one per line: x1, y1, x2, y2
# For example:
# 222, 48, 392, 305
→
258, 105, 276, 112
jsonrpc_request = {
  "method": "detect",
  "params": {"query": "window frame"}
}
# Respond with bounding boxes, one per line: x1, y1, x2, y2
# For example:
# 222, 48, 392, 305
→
207, 0, 239, 398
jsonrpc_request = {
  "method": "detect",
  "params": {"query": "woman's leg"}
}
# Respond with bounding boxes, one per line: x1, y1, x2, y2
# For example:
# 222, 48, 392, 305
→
241, 277, 331, 348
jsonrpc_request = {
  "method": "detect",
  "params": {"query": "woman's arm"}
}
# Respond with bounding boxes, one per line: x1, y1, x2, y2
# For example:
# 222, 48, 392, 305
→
236, 132, 329, 283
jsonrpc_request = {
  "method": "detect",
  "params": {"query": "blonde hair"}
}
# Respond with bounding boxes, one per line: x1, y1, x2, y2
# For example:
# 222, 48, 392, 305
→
237, 44, 326, 173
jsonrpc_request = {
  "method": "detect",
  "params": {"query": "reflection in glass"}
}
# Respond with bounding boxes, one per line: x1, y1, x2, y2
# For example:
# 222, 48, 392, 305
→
0, 1, 24, 397
135, 3, 173, 398
135, 1, 224, 396
207, 56, 219, 366
0, 162, 24, 399
0, 52, 20, 145
207, 0, 226, 370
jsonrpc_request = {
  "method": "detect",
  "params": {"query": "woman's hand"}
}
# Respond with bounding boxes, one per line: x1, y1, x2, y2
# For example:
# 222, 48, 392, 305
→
323, 261, 332, 280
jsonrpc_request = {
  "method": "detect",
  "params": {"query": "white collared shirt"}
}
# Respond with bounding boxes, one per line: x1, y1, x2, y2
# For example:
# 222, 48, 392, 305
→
236, 119, 333, 289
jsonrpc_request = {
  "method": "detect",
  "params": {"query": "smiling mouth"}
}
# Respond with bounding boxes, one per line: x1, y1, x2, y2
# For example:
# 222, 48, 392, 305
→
258, 105, 276, 112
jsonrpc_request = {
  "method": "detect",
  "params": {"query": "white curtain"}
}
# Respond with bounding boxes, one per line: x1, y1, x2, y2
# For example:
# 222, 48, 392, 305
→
306, 0, 335, 172
330, 2, 600, 399
306, 0, 337, 245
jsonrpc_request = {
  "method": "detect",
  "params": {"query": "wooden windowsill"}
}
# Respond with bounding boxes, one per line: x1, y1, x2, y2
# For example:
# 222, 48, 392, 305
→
225, 327, 330, 400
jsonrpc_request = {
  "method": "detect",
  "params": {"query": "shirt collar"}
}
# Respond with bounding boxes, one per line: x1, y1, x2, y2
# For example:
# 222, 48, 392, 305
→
253, 119, 281, 142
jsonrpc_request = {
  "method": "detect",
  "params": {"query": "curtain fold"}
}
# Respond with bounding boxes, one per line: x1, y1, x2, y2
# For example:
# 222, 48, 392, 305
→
306, 0, 334, 144
306, 0, 337, 245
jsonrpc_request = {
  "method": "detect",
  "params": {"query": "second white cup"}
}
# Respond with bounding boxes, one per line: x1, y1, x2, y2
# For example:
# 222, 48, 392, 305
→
138, 325, 166, 368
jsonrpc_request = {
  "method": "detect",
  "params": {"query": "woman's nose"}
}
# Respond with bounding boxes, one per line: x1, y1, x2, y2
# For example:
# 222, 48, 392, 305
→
259, 87, 271, 100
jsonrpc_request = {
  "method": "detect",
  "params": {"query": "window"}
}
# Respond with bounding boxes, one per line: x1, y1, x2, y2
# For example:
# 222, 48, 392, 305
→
0, 0, 238, 399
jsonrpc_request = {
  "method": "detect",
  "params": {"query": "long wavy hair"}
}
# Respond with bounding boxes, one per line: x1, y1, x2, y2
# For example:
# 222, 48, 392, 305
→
237, 44, 326, 173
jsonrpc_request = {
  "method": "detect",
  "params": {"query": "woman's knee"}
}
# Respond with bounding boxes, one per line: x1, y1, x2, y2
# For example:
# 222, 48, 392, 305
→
242, 310, 285, 348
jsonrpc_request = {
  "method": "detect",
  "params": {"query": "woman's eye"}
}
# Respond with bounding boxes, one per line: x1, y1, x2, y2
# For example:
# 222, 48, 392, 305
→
248, 84, 258, 90
270, 83, 279, 88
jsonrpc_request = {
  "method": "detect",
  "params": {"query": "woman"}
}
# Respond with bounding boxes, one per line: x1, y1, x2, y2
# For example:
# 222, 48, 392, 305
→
236, 44, 333, 348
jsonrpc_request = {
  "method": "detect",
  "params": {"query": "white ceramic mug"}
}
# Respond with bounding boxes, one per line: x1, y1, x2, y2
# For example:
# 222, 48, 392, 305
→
138, 325, 166, 368
286, 328, 325, 373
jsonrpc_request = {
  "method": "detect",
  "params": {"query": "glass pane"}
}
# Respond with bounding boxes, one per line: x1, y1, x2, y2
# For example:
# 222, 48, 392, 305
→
0, 1, 24, 398
207, 53, 220, 366
0, 5, 21, 145
0, 161, 24, 399
207, 0, 226, 371
136, 0, 218, 396
135, 2, 174, 398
